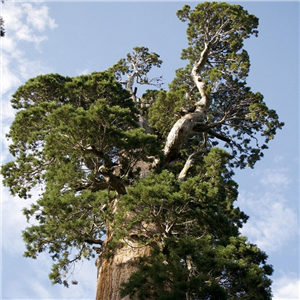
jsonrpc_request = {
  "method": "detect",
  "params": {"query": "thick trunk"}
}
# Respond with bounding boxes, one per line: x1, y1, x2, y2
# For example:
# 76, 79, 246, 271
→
96, 213, 161, 300
95, 161, 158, 300
96, 233, 153, 300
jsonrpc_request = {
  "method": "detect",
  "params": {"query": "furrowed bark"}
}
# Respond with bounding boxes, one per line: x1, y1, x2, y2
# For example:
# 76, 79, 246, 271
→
96, 228, 153, 300
96, 197, 160, 300
96, 161, 158, 299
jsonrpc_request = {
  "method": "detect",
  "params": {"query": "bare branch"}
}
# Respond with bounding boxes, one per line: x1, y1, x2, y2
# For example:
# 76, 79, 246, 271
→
178, 153, 196, 181
206, 129, 231, 143
84, 238, 103, 246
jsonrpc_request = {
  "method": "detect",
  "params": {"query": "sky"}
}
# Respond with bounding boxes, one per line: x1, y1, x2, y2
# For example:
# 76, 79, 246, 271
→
0, 1, 299, 299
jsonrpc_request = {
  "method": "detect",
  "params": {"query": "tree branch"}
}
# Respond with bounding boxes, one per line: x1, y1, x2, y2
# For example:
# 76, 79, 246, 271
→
206, 129, 231, 143
163, 44, 212, 163
178, 153, 196, 181
83, 146, 115, 168
98, 166, 126, 195
84, 238, 103, 246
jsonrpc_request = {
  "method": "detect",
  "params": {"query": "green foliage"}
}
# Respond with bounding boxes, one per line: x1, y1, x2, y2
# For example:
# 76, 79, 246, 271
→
2, 71, 159, 199
1, 70, 160, 285
109, 46, 163, 89
117, 149, 272, 299
22, 188, 112, 286
177, 2, 259, 63
211, 81, 284, 168
1, 2, 280, 296
149, 89, 185, 138
122, 238, 272, 299
148, 2, 284, 169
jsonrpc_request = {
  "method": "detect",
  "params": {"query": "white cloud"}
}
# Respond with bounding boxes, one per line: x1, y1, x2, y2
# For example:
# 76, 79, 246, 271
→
1, 51, 22, 94
1, 35, 17, 53
0, 0, 57, 262
238, 167, 298, 253
2, 2, 57, 46
1, 2, 57, 164
23, 3, 57, 32
1, 2, 57, 96
239, 191, 298, 253
273, 274, 300, 300
259, 168, 290, 189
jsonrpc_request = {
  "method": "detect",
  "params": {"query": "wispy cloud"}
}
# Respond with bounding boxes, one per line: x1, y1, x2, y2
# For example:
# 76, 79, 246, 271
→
2, 250, 96, 299
23, 3, 57, 32
238, 167, 298, 253
2, 2, 57, 48
273, 273, 300, 300
1, 2, 57, 87
1, 2, 57, 163
1, 2, 59, 297
259, 168, 291, 189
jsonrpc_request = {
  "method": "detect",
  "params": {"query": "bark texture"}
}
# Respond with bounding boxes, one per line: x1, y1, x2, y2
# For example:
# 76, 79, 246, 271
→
96, 237, 152, 300
163, 43, 211, 164
96, 162, 159, 300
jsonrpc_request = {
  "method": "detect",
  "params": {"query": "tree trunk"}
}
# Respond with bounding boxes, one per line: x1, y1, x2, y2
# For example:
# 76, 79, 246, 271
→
163, 109, 206, 164
96, 232, 153, 300
96, 161, 158, 300
95, 42, 212, 300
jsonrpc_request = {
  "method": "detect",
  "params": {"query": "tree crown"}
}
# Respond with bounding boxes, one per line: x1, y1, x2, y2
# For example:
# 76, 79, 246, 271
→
1, 2, 280, 296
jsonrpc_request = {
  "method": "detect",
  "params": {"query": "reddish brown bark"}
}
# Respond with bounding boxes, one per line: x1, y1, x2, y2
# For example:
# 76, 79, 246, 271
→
96, 233, 153, 300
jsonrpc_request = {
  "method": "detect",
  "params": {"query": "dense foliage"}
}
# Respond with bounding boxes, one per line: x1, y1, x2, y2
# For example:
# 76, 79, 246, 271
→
2, 71, 160, 286
1, 2, 283, 298
150, 2, 283, 169
117, 150, 272, 299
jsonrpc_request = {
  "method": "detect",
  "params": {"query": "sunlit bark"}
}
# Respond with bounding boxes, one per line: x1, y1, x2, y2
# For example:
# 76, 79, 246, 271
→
164, 43, 211, 164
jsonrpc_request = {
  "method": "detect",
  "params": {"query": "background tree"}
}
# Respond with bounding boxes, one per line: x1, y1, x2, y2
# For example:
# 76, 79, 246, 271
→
0, 16, 4, 37
1, 2, 283, 299
109, 46, 163, 133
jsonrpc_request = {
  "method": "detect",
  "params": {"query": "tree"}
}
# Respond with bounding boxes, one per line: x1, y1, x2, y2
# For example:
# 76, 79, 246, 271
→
1, 2, 283, 299
0, 16, 4, 37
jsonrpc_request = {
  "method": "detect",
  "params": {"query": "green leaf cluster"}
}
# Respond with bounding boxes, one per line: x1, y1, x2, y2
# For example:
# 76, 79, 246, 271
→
22, 188, 111, 286
149, 89, 185, 138
1, 70, 160, 285
110, 46, 163, 88
148, 2, 283, 168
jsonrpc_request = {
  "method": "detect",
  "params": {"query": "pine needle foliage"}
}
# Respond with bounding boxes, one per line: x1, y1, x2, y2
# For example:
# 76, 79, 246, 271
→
0, 2, 283, 298
117, 149, 272, 299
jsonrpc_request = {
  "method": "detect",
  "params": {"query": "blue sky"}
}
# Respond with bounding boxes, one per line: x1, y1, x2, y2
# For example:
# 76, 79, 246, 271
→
0, 1, 299, 299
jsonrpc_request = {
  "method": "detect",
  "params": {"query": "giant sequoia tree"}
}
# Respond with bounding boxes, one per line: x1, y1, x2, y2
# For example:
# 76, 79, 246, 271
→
2, 2, 283, 300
